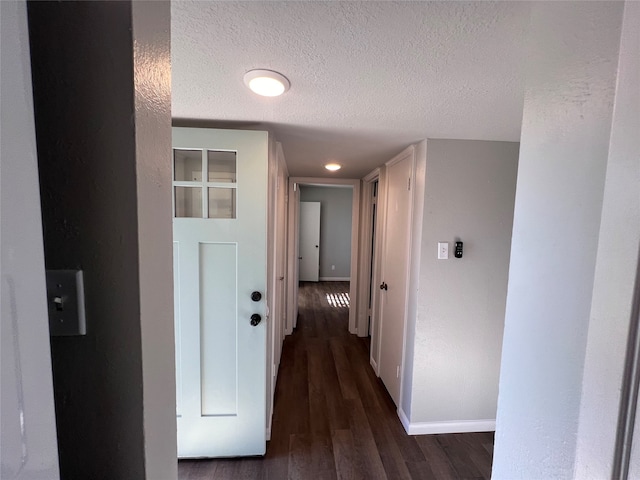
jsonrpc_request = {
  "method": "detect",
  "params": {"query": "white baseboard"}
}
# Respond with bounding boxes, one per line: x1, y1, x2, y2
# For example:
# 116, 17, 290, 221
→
398, 406, 411, 433
318, 276, 350, 281
370, 357, 379, 376
397, 408, 495, 435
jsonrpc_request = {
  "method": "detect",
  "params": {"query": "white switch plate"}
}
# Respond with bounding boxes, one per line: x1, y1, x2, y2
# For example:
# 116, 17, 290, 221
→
438, 242, 449, 260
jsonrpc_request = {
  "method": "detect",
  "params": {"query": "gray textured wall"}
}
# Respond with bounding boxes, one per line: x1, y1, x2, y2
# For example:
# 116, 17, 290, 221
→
405, 140, 518, 426
574, 1, 640, 477
28, 1, 175, 478
492, 3, 624, 478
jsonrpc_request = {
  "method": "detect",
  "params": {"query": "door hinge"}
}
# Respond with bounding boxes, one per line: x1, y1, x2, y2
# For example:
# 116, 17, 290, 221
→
396, 365, 400, 378
408, 177, 411, 191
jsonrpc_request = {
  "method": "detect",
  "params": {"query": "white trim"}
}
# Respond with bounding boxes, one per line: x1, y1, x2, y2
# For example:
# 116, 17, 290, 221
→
398, 406, 411, 433
399, 140, 427, 419
357, 169, 380, 338
377, 145, 415, 408
285, 179, 299, 334
318, 276, 350, 281
370, 167, 387, 373
291, 177, 358, 187
363, 167, 381, 183
266, 427, 271, 441
398, 413, 496, 436
370, 356, 379, 375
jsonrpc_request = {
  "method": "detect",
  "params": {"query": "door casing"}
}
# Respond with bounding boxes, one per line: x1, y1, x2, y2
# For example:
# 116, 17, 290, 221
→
286, 177, 360, 334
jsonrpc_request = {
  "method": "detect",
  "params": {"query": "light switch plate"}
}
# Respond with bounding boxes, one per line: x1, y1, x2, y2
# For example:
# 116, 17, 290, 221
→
438, 242, 449, 260
46, 270, 86, 336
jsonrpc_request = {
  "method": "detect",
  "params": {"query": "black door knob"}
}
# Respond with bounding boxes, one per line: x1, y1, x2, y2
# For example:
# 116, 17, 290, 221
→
251, 291, 262, 302
250, 314, 262, 326
380, 282, 388, 291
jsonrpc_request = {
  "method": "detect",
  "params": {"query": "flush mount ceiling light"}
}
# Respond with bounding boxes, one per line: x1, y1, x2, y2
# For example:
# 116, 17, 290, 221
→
324, 163, 342, 172
243, 69, 290, 97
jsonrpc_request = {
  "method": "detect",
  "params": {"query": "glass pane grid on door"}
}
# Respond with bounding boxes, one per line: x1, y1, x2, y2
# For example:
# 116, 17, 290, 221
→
174, 149, 202, 182
173, 148, 238, 219
174, 186, 203, 218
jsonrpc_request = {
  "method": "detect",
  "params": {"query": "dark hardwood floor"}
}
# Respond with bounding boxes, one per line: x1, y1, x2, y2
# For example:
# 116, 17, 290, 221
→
178, 281, 494, 479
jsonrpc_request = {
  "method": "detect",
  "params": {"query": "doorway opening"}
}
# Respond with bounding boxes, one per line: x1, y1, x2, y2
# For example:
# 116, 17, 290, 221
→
296, 184, 354, 333
286, 178, 361, 336
357, 169, 382, 369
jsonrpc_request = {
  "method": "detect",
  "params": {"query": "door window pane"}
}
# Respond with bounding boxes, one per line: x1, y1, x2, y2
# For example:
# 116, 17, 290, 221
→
175, 187, 202, 218
208, 188, 236, 219
174, 149, 202, 181
207, 151, 236, 183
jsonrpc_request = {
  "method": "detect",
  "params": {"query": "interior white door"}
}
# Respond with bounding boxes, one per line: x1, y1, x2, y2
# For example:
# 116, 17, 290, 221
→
299, 201, 321, 282
378, 149, 414, 406
173, 127, 268, 458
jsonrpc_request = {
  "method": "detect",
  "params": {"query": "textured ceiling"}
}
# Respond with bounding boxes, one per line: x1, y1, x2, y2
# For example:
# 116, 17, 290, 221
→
172, 1, 530, 178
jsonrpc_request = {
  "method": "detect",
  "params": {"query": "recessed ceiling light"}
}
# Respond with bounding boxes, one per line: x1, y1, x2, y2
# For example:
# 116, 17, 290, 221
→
243, 69, 290, 97
325, 163, 342, 171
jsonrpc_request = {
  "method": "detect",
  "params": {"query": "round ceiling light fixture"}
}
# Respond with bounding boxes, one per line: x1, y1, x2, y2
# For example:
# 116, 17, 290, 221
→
324, 163, 342, 172
243, 69, 290, 97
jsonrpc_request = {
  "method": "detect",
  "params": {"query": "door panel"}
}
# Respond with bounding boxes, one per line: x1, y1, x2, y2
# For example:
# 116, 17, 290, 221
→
299, 201, 321, 282
200, 242, 237, 416
378, 149, 414, 406
173, 127, 268, 458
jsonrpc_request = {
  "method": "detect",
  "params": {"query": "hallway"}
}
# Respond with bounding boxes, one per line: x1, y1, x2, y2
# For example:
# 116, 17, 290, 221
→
178, 282, 494, 479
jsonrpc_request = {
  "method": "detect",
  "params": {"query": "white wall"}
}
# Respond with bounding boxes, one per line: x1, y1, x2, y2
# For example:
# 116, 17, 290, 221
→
402, 140, 518, 432
492, 2, 624, 478
574, 2, 640, 478
300, 186, 353, 279
0, 2, 60, 478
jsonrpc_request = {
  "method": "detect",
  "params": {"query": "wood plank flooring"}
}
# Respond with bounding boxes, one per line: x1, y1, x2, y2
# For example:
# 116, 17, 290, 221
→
178, 281, 494, 480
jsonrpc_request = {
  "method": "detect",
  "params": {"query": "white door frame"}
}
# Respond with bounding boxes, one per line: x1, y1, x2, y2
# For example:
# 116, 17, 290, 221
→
357, 168, 385, 373
376, 146, 415, 407
286, 177, 361, 334
369, 142, 426, 423
266, 139, 289, 440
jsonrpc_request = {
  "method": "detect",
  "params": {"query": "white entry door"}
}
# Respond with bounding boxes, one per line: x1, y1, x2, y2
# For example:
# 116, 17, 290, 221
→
172, 127, 268, 458
299, 201, 321, 282
378, 147, 414, 406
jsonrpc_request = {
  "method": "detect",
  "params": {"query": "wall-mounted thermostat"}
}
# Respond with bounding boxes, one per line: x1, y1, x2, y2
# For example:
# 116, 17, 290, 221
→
455, 241, 463, 258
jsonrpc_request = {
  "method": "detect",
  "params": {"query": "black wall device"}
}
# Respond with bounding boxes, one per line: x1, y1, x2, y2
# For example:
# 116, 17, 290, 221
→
454, 241, 463, 258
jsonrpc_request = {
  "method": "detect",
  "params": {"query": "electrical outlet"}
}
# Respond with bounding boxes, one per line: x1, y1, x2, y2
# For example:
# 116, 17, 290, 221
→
331, 264, 335, 270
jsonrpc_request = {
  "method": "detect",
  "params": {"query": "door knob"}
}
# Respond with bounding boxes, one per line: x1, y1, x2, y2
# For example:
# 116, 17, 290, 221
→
251, 291, 262, 302
380, 282, 388, 291
250, 314, 262, 326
